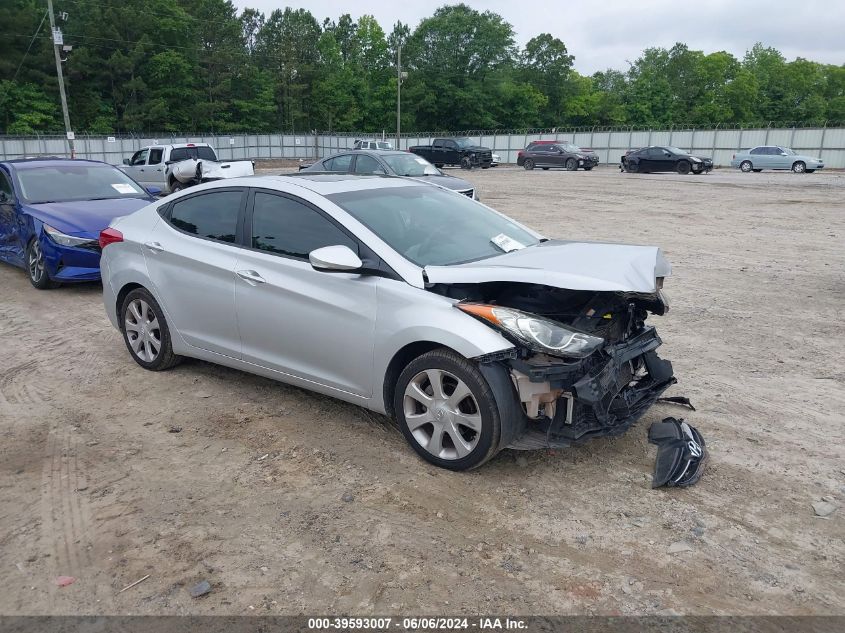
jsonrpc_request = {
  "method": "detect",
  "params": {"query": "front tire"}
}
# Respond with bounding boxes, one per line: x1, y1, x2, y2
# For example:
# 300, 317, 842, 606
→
523, 159, 535, 170
565, 158, 577, 171
460, 157, 472, 170
792, 161, 806, 173
677, 160, 691, 175
395, 349, 502, 471
120, 288, 182, 371
27, 238, 58, 289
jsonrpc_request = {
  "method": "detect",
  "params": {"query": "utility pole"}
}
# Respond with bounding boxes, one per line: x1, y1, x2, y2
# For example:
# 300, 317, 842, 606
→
47, 0, 75, 158
396, 43, 401, 147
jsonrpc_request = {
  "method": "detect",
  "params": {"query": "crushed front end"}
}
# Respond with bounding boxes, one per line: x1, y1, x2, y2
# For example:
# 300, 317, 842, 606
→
504, 324, 674, 449
438, 282, 676, 450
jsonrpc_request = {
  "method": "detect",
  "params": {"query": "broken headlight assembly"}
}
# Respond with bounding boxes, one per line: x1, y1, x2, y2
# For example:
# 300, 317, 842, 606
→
457, 303, 604, 359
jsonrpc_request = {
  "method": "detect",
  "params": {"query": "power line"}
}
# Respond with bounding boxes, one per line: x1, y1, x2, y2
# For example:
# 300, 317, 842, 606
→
12, 10, 49, 80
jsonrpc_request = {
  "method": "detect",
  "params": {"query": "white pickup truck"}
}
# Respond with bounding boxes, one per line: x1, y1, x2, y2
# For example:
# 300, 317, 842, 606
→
120, 143, 254, 194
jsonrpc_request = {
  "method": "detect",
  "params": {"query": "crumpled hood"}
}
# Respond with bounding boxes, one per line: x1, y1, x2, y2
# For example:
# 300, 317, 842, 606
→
25, 198, 151, 237
424, 239, 671, 293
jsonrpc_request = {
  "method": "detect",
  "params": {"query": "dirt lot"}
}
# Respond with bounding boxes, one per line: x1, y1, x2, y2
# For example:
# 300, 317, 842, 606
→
1, 166, 843, 616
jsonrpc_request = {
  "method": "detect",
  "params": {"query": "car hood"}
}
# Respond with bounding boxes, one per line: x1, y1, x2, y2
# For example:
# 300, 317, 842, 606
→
24, 197, 151, 237
411, 174, 473, 191
424, 239, 671, 293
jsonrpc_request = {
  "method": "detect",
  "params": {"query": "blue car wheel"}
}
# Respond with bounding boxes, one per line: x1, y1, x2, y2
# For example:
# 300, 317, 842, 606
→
26, 238, 59, 289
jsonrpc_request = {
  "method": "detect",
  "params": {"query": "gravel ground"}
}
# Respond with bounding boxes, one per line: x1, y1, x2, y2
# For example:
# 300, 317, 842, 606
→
0, 165, 843, 615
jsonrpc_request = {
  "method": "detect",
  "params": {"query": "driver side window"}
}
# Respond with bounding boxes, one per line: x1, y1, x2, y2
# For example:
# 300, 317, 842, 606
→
130, 149, 148, 166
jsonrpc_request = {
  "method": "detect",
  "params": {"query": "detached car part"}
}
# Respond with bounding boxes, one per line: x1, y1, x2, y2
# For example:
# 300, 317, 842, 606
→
648, 417, 708, 488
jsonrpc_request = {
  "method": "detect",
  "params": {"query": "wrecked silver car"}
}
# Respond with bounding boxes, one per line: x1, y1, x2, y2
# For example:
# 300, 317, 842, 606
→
101, 174, 675, 471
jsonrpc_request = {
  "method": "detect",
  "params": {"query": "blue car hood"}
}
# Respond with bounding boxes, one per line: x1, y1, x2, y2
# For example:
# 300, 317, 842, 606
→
24, 197, 151, 238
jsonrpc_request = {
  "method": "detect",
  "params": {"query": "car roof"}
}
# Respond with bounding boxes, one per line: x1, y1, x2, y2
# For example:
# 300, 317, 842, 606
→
1, 157, 110, 170
237, 173, 427, 195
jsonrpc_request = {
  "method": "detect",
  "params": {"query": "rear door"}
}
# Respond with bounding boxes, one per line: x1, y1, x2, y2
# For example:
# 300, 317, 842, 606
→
233, 189, 378, 396
324, 154, 354, 173
143, 147, 166, 188
144, 187, 247, 358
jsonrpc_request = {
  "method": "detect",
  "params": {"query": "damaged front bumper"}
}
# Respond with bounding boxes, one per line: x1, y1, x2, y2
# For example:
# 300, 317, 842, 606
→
501, 326, 675, 449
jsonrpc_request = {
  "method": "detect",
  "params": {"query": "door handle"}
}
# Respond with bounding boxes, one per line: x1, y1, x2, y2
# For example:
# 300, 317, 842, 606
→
236, 269, 266, 284
143, 241, 164, 253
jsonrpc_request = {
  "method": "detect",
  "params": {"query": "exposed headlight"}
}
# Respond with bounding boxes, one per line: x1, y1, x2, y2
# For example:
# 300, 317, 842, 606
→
690, 157, 701, 163
457, 303, 604, 358
43, 224, 93, 247
576, 154, 585, 159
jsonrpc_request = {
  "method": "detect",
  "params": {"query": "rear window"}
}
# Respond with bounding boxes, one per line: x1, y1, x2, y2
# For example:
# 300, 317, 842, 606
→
169, 146, 217, 162
168, 190, 242, 243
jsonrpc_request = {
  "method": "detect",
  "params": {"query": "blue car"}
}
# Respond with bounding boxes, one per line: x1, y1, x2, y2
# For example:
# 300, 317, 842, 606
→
0, 158, 157, 289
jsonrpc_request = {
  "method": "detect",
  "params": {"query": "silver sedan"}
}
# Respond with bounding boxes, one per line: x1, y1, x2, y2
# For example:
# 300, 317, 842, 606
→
100, 174, 675, 470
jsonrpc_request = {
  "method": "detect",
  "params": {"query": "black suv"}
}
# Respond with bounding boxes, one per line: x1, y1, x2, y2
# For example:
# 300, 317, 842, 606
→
517, 141, 599, 171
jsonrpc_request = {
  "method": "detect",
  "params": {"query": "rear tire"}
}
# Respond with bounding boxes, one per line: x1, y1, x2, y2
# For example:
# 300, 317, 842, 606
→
120, 288, 182, 371
792, 161, 806, 173
677, 160, 691, 175
394, 348, 502, 471
523, 159, 535, 170
624, 160, 639, 173
565, 158, 577, 171
26, 238, 59, 289
169, 180, 184, 194
740, 161, 753, 173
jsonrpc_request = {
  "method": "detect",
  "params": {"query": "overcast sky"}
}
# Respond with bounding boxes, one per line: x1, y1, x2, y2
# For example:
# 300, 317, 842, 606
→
232, 0, 845, 74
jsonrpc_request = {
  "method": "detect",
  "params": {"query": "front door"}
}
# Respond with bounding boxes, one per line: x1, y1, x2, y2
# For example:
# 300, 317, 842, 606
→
144, 188, 247, 358
0, 170, 21, 263
234, 189, 378, 396
123, 148, 148, 184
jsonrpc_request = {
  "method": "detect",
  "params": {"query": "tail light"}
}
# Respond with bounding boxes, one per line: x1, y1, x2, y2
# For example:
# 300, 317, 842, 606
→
518, 151, 525, 157
99, 228, 124, 250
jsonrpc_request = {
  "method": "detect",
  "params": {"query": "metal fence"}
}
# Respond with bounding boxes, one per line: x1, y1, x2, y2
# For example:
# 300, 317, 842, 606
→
3, 125, 845, 168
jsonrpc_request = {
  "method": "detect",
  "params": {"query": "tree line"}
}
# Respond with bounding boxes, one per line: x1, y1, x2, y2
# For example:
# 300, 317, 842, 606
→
1, 0, 843, 135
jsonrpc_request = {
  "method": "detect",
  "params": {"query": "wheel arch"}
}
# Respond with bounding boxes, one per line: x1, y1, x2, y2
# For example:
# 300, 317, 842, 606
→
382, 341, 459, 420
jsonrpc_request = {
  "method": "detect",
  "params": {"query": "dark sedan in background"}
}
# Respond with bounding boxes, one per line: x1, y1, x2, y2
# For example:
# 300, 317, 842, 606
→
517, 141, 599, 171
299, 150, 479, 199
621, 146, 713, 174
0, 158, 156, 289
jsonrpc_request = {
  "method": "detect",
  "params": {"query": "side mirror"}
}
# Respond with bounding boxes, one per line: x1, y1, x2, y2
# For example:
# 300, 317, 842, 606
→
146, 185, 162, 196
780, 152, 788, 156
123, 158, 130, 165
309, 245, 363, 272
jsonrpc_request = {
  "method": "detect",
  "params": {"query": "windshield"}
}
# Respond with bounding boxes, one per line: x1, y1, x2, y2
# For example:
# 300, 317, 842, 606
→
327, 186, 539, 267
454, 138, 475, 149
15, 164, 148, 204
169, 146, 217, 162
382, 154, 440, 177
781, 147, 796, 155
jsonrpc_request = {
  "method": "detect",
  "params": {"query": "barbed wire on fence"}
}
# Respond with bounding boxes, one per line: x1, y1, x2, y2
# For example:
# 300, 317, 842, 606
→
2, 120, 844, 141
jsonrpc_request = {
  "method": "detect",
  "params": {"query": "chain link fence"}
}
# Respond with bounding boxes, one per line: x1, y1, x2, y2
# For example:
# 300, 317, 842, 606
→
2, 125, 844, 168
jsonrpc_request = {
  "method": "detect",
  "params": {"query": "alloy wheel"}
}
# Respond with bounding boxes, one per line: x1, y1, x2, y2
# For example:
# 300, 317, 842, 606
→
402, 369, 482, 460
28, 240, 45, 283
124, 298, 162, 362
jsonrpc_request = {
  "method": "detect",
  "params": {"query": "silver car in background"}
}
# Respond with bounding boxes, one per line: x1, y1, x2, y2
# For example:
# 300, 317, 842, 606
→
731, 146, 824, 173
100, 174, 675, 470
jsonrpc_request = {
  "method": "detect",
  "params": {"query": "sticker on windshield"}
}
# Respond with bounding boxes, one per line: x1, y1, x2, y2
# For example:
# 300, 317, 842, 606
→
111, 183, 136, 194
491, 233, 526, 252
